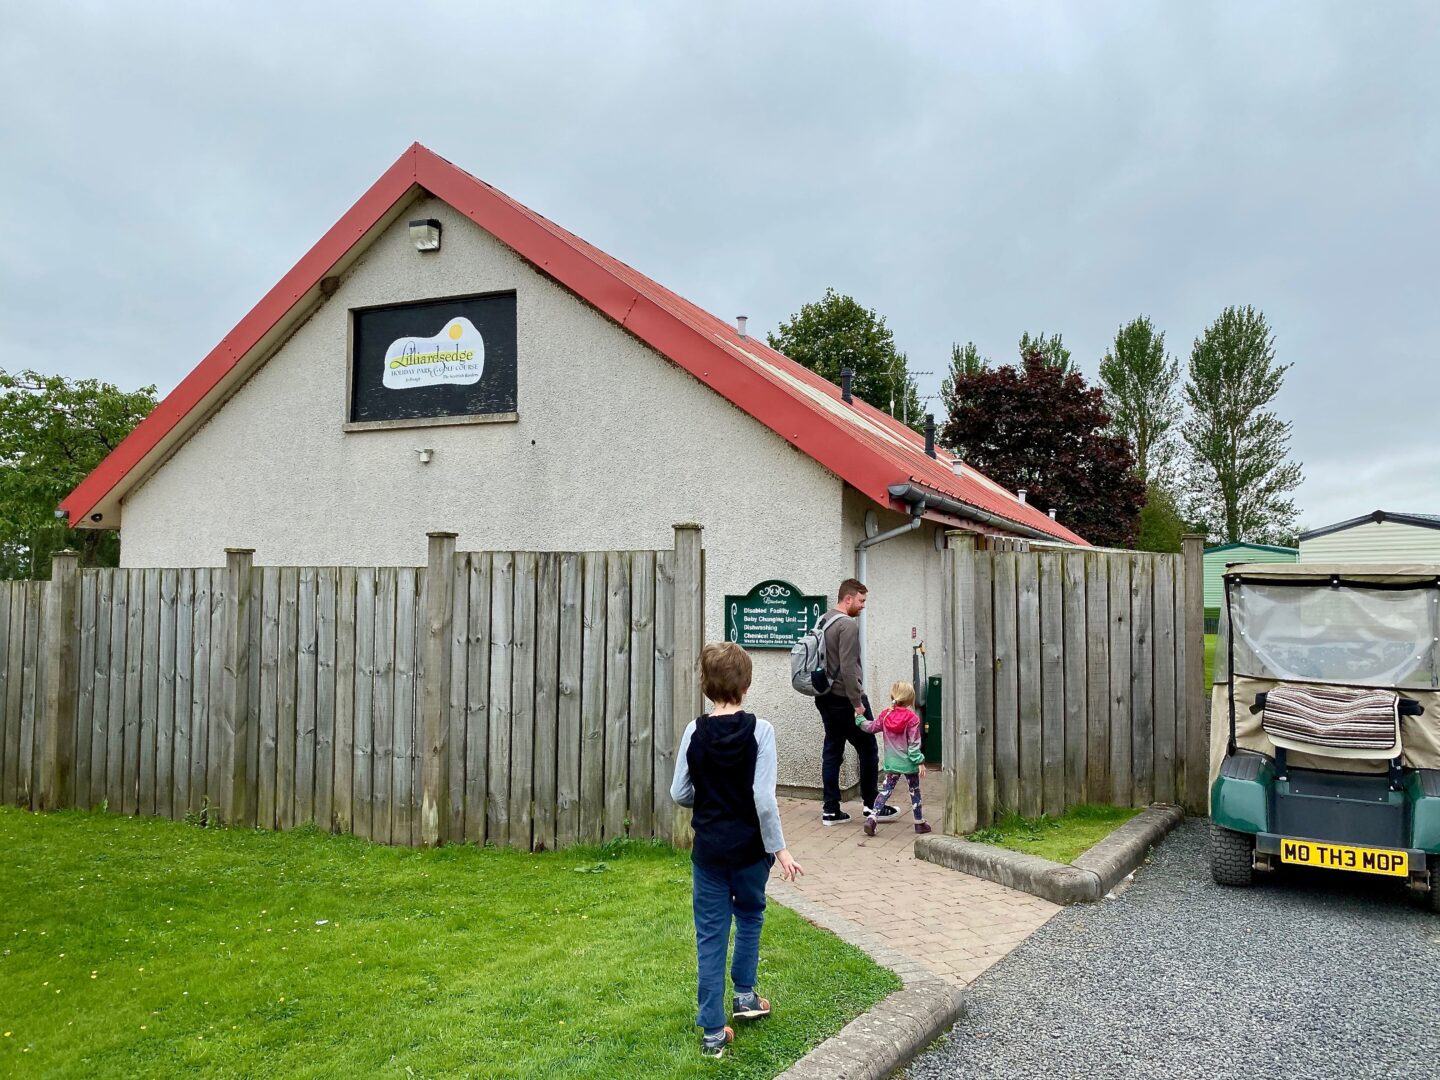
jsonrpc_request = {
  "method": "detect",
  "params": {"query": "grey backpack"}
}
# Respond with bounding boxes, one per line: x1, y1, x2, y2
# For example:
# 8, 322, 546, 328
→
790, 612, 841, 697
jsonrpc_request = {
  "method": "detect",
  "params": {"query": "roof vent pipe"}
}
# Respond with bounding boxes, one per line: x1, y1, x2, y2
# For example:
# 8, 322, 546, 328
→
923, 414, 936, 458
1017, 488, 1027, 504
840, 367, 854, 404
735, 315, 748, 338
1048, 508, 1057, 519
950, 458, 965, 476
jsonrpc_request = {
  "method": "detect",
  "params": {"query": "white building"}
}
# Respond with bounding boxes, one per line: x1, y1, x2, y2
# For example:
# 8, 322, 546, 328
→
1298, 511, 1440, 563
63, 144, 1084, 792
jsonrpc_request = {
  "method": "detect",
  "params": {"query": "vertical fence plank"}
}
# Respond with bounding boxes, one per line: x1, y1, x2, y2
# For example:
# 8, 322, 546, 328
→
23, 582, 44, 809
137, 570, 160, 816
90, 572, 112, 809
276, 566, 300, 831
245, 568, 262, 827
106, 571, 128, 811
1039, 552, 1065, 817
944, 535, 979, 834
1084, 553, 1110, 804
155, 569, 177, 818
352, 567, 376, 841
372, 567, 397, 844
1130, 556, 1155, 806
257, 566, 280, 829
296, 566, 319, 828
579, 551, 606, 845
40, 555, 79, 810
603, 551, 631, 842
670, 526, 704, 844
1152, 557, 1177, 805
651, 551, 675, 843
464, 553, 492, 844
122, 569, 144, 816
445, 554, 469, 844
1181, 535, 1208, 814
75, 572, 98, 810
971, 548, 995, 827
419, 534, 456, 847
173, 570, 193, 818
207, 565, 229, 817
1061, 552, 1088, 810
189, 569, 211, 815
511, 553, 538, 851
0, 584, 11, 805
333, 567, 356, 834
1108, 556, 1132, 805
1015, 555, 1042, 818
487, 553, 515, 846
315, 567, 337, 830
4, 585, 25, 807
628, 551, 656, 839
533, 552, 561, 851
991, 552, 1019, 815
557, 553, 584, 847
412, 570, 426, 847
393, 568, 417, 846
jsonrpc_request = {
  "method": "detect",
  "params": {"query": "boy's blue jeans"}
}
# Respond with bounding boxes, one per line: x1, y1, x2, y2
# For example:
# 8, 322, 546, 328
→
692, 855, 772, 1033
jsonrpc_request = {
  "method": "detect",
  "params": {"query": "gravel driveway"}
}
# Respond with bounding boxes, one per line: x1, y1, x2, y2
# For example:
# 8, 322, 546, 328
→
907, 819, 1440, 1080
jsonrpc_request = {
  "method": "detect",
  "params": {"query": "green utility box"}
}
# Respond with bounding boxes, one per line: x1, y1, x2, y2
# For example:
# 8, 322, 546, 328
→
920, 675, 942, 763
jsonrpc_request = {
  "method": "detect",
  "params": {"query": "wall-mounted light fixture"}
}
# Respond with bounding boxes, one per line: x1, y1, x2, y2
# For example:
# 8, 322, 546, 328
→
409, 218, 442, 252
90, 513, 103, 523
415, 448, 435, 464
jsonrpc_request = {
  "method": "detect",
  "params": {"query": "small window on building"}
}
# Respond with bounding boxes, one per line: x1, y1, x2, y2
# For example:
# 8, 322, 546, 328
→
347, 292, 518, 429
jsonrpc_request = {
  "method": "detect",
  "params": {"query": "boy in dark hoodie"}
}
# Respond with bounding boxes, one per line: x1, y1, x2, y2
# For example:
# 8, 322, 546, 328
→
670, 642, 805, 1059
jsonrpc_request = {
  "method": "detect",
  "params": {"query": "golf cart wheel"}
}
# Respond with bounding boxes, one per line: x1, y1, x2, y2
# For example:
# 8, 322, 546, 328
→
1209, 823, 1255, 887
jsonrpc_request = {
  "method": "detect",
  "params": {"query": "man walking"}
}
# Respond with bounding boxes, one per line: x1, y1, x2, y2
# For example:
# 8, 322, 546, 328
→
815, 579, 896, 826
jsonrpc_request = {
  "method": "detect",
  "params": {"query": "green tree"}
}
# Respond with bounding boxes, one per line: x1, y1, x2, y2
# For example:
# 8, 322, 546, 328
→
940, 341, 989, 402
1135, 481, 1185, 553
768, 288, 923, 430
1098, 316, 1181, 486
0, 368, 157, 578
1182, 306, 1303, 544
1018, 330, 1073, 373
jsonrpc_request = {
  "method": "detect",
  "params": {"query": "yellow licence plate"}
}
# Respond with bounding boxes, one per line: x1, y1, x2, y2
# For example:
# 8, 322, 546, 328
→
1278, 838, 1409, 877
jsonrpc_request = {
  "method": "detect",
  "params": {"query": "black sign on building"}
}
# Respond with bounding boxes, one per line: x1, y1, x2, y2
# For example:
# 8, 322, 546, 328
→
349, 292, 518, 426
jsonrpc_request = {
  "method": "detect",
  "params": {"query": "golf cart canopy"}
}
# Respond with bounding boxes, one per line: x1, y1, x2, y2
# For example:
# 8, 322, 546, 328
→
1222, 562, 1440, 692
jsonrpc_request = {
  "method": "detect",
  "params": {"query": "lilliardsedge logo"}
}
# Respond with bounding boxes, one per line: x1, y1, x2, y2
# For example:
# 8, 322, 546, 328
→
383, 318, 484, 389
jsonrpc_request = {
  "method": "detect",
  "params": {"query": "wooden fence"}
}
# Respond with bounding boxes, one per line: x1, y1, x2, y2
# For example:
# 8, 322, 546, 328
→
941, 533, 1207, 833
0, 526, 705, 850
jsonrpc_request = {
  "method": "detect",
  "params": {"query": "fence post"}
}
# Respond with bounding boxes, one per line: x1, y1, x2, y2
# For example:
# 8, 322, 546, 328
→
671, 523, 703, 845
420, 531, 457, 847
1181, 533, 1208, 814
944, 533, 979, 835
40, 550, 79, 810
219, 548, 254, 825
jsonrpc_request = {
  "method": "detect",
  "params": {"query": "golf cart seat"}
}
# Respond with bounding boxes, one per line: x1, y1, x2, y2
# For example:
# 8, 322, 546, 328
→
1257, 684, 1413, 760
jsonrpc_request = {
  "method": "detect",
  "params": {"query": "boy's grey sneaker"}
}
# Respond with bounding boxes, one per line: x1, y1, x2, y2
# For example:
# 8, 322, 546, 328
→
821, 809, 851, 826
700, 1026, 734, 1058
732, 991, 770, 1020
864, 804, 900, 821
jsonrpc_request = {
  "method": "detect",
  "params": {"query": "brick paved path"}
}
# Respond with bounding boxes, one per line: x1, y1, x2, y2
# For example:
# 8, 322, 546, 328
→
768, 770, 1059, 985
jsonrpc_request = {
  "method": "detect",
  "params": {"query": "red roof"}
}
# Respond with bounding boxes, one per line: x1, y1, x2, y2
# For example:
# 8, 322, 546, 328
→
62, 143, 1086, 546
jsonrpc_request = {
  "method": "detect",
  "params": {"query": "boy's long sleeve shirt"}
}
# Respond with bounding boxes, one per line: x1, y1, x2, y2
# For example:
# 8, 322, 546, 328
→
670, 715, 786, 855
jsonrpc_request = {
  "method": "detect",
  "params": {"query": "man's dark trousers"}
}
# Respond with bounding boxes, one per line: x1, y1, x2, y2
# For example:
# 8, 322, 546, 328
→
816, 692, 879, 814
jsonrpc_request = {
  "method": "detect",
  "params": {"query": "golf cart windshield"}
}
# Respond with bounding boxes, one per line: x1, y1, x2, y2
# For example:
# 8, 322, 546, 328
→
1225, 575, 1440, 691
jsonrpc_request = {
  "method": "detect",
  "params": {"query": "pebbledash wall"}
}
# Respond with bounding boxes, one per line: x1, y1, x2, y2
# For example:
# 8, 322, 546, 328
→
117, 196, 948, 791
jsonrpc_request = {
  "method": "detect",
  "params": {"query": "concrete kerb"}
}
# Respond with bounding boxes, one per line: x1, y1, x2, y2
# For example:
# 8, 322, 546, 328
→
768, 880, 967, 1080
914, 804, 1187, 905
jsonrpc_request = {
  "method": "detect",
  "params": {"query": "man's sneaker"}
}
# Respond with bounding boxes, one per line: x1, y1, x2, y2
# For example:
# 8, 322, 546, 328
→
862, 816, 877, 838
821, 809, 852, 826
864, 804, 900, 822
914, 821, 933, 834
700, 1026, 734, 1059
732, 991, 771, 1020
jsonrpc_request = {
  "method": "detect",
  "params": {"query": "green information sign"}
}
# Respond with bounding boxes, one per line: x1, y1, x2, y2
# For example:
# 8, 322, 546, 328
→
724, 580, 827, 650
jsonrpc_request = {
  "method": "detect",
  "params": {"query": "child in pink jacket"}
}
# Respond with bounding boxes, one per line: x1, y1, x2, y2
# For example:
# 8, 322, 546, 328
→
856, 681, 930, 835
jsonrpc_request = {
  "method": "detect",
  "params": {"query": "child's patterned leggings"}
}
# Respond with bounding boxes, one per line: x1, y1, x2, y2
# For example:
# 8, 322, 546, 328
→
872, 772, 923, 821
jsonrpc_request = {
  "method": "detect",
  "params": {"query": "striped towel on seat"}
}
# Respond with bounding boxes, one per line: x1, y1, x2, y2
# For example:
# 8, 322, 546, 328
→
1261, 684, 1399, 750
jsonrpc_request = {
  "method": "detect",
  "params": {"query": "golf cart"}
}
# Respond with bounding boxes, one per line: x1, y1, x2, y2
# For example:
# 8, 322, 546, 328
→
1209, 563, 1440, 910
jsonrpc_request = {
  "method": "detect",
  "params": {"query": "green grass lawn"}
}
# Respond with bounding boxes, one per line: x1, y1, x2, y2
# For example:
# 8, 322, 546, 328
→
0, 808, 897, 1079
967, 804, 1143, 864
1204, 632, 1217, 688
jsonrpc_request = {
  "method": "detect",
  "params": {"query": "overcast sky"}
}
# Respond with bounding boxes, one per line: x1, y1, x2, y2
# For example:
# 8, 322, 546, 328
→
2, 2, 1436, 533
